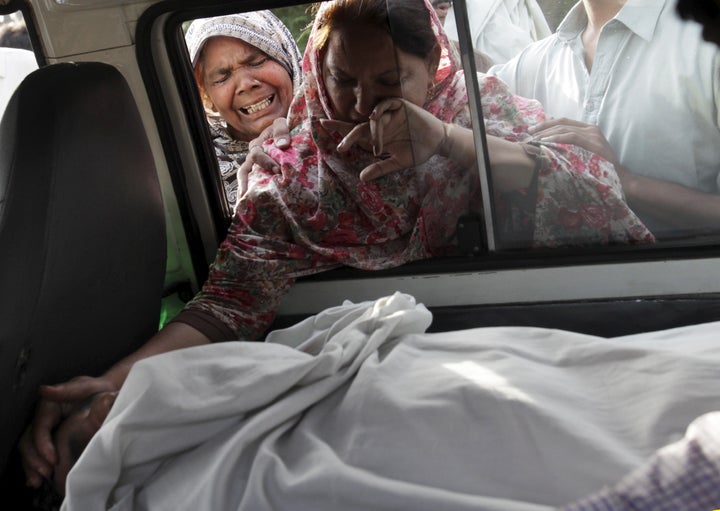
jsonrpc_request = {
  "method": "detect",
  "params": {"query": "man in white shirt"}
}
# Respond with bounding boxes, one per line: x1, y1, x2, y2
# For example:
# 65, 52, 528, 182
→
489, 0, 720, 238
444, 0, 551, 66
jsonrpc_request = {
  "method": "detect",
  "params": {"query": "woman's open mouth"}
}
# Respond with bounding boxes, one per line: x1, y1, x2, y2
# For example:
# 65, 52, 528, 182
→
240, 95, 274, 115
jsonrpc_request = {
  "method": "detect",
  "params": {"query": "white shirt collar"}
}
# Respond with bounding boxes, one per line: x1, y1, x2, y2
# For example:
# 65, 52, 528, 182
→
556, 0, 666, 43
615, 0, 665, 42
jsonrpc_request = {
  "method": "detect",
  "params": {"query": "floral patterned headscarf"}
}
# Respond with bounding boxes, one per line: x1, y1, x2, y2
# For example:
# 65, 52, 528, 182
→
251, 0, 482, 270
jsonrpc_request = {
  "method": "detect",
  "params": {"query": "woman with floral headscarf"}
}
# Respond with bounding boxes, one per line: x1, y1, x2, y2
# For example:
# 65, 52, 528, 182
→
176, 0, 653, 342
185, 11, 302, 205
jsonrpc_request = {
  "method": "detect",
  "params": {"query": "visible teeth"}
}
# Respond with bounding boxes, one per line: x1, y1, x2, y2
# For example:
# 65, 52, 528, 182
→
243, 96, 273, 114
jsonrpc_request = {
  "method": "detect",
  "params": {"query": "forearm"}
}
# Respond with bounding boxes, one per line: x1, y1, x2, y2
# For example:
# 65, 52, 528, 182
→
102, 322, 211, 390
485, 135, 536, 191
621, 169, 720, 229
439, 122, 478, 169
439, 127, 535, 190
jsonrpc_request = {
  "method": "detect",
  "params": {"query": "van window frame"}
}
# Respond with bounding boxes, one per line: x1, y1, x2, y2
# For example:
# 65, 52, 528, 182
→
1, 0, 46, 68
134, 0, 720, 290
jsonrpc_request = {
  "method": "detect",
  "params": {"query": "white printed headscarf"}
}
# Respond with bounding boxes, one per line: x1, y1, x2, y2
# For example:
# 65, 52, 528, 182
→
185, 11, 303, 91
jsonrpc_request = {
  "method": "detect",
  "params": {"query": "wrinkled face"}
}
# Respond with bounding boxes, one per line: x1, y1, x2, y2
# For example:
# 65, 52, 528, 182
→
199, 36, 294, 142
322, 23, 438, 123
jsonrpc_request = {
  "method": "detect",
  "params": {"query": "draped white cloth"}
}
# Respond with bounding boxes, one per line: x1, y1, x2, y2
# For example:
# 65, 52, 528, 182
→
63, 292, 720, 511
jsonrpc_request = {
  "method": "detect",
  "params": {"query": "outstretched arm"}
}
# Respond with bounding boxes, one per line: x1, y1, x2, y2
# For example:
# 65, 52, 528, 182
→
19, 322, 212, 492
530, 117, 720, 231
618, 168, 720, 230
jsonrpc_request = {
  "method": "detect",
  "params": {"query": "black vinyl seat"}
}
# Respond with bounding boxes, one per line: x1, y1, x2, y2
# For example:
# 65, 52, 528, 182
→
0, 62, 167, 481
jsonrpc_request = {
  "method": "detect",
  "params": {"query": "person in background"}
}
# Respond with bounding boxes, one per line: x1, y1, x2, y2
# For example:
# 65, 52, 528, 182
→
431, 0, 452, 24
185, 12, 302, 206
443, 0, 551, 66
0, 18, 32, 49
488, 0, 720, 239
431, 0, 494, 71
0, 18, 37, 117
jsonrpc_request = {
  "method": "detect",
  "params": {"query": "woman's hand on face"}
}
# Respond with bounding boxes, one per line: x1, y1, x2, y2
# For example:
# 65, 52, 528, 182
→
237, 117, 290, 200
18, 376, 117, 489
528, 118, 619, 166
322, 98, 445, 181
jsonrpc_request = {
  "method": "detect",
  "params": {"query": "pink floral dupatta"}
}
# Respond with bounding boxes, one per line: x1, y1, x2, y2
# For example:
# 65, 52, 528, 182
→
184, 0, 653, 341
251, 0, 481, 268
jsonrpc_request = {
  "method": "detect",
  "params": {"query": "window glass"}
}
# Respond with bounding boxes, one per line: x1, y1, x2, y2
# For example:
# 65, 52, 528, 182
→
184, 0, 720, 263
0, 11, 37, 120
444, 0, 720, 247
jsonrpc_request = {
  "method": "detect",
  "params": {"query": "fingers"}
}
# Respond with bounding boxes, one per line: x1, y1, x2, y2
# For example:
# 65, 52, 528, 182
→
87, 391, 118, 428
321, 119, 385, 154
38, 376, 115, 403
336, 123, 372, 153
531, 126, 586, 145
369, 117, 379, 155
52, 421, 78, 495
370, 97, 404, 120
19, 427, 54, 488
238, 159, 252, 199
31, 377, 114, 464
319, 119, 356, 139
52, 415, 88, 496
253, 122, 284, 150
51, 392, 116, 495
30, 399, 63, 466
369, 98, 403, 156
320, 99, 413, 169
321, 100, 406, 155
359, 155, 404, 182
271, 117, 290, 149
238, 143, 281, 198
369, 111, 391, 156
20, 378, 117, 489
529, 121, 617, 164
528, 117, 584, 134
529, 119, 599, 143
252, 150, 281, 173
